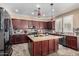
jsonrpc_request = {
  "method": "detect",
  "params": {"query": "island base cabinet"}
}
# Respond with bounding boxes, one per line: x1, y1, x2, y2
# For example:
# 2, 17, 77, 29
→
41, 40, 49, 56
33, 42, 42, 56
32, 41, 49, 56
49, 40, 55, 54
28, 39, 59, 56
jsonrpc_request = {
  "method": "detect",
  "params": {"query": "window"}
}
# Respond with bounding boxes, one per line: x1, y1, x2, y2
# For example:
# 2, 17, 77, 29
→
63, 15, 73, 33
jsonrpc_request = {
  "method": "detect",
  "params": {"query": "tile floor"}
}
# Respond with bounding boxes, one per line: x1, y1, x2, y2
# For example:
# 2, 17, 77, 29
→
12, 43, 79, 56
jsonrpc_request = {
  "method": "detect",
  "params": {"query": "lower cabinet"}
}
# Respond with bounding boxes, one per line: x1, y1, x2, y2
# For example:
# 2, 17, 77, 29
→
10, 34, 28, 44
66, 36, 77, 50
71, 38, 77, 49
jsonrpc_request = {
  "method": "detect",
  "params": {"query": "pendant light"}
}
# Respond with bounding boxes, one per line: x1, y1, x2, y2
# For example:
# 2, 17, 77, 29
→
50, 3, 54, 20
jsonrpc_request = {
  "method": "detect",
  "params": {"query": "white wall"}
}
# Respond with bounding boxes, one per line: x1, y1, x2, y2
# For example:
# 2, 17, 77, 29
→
55, 17, 62, 32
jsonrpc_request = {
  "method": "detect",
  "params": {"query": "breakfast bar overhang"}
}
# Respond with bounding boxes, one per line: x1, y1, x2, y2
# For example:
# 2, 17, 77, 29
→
28, 35, 62, 56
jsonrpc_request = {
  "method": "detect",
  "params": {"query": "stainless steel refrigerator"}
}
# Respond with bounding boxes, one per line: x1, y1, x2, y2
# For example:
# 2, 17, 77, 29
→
0, 7, 13, 56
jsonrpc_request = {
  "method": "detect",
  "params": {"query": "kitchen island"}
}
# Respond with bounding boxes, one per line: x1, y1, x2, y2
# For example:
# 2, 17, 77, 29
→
28, 35, 62, 56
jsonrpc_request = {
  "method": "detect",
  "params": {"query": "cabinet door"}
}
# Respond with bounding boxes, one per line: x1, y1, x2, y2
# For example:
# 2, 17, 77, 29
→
36, 21, 40, 29
33, 42, 42, 56
70, 37, 77, 49
11, 35, 16, 44
25, 35, 29, 43
47, 22, 52, 29
66, 36, 77, 49
68, 37, 71, 48
19, 35, 25, 43
52, 21, 55, 30
12, 19, 21, 29
15, 36, 21, 44
41, 40, 48, 55
39, 22, 44, 29
43, 22, 47, 29
49, 40, 55, 53
33, 21, 40, 29
28, 21, 33, 28
21, 20, 28, 29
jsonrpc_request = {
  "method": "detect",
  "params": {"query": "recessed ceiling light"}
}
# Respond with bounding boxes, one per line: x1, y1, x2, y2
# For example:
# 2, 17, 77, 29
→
52, 9, 55, 12
32, 12, 34, 15
15, 9, 19, 12
36, 4, 40, 8
43, 14, 45, 16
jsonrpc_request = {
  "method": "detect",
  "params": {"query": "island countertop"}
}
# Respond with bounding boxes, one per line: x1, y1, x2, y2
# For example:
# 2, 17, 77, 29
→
28, 35, 62, 42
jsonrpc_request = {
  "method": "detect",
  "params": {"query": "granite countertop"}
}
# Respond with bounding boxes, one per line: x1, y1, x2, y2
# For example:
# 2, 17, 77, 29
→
49, 32, 78, 37
28, 35, 62, 42
12, 32, 26, 35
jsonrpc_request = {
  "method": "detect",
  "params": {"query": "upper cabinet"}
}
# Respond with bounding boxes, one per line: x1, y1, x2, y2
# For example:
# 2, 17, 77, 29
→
46, 22, 52, 30
52, 21, 55, 30
63, 15, 73, 33
12, 19, 21, 29
32, 21, 40, 29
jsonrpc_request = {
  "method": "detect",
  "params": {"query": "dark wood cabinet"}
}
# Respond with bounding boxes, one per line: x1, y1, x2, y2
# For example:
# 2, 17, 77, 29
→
41, 40, 49, 55
49, 40, 55, 53
28, 21, 33, 28
28, 38, 59, 56
39, 22, 44, 29
71, 38, 77, 49
46, 22, 52, 30
33, 41, 42, 56
32, 21, 40, 29
11, 34, 28, 44
66, 36, 77, 50
12, 19, 28, 29
12, 18, 56, 31
52, 21, 55, 30
43, 22, 47, 29
21, 20, 28, 29
12, 19, 21, 29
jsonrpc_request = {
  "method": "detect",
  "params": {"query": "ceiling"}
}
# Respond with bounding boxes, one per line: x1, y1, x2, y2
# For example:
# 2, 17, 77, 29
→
54, 3, 79, 17
0, 3, 79, 18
